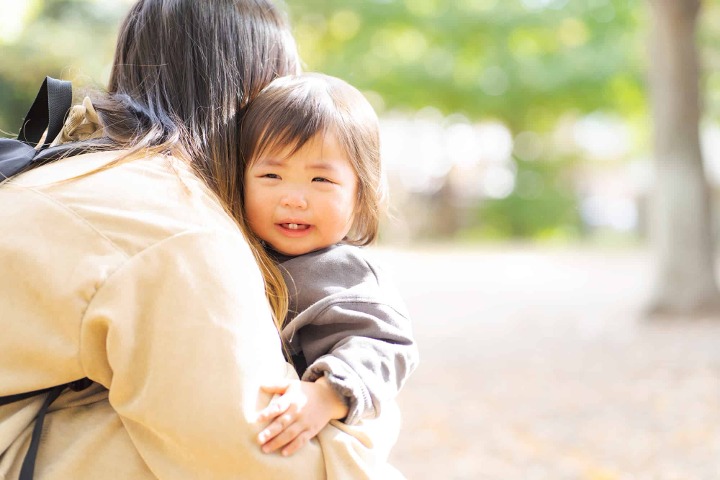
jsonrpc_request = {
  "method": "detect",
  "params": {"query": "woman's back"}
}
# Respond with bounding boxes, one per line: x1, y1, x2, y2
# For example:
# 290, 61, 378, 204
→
0, 151, 331, 479
0, 0, 406, 476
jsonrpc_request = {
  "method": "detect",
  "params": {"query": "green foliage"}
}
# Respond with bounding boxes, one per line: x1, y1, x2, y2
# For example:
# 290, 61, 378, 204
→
283, 1, 649, 240
0, 0, 650, 134
701, 0, 720, 120
474, 155, 581, 239
0, 0, 124, 133
288, 0, 646, 130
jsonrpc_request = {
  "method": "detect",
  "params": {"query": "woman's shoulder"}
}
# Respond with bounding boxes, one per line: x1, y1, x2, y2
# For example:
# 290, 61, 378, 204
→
4, 150, 239, 257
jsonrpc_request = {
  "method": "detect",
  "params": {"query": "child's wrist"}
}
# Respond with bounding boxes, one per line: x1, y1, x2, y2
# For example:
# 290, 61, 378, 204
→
315, 376, 349, 420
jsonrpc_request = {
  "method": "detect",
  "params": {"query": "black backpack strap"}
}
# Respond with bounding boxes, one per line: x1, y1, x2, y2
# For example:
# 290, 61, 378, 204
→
19, 385, 65, 480
0, 378, 92, 480
0, 140, 38, 181
17, 77, 72, 148
0, 387, 58, 406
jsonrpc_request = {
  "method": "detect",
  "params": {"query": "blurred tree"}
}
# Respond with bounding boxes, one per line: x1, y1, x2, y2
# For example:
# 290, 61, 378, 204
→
0, 0, 126, 134
475, 155, 580, 238
288, 0, 643, 128
646, 0, 720, 316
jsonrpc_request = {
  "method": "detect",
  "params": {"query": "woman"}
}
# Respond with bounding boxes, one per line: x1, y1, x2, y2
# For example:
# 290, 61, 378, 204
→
0, 1, 400, 478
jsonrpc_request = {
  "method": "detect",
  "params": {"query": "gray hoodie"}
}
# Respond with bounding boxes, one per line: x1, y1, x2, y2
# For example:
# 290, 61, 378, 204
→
273, 244, 419, 425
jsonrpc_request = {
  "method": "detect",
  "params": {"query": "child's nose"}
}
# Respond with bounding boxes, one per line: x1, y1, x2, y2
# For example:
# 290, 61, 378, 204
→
280, 188, 308, 209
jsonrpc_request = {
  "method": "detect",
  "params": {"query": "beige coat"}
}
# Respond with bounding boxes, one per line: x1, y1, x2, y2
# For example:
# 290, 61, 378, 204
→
0, 150, 402, 479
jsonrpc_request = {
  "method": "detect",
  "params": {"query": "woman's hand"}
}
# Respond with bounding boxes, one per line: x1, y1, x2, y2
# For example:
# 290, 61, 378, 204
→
256, 377, 349, 456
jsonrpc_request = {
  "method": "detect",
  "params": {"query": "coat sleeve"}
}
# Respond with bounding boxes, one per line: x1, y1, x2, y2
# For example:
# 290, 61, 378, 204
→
79, 230, 329, 479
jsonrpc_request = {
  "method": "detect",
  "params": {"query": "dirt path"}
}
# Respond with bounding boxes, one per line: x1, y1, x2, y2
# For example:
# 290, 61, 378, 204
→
371, 246, 720, 480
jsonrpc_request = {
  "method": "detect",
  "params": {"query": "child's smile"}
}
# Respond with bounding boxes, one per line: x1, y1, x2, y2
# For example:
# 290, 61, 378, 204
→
276, 222, 313, 237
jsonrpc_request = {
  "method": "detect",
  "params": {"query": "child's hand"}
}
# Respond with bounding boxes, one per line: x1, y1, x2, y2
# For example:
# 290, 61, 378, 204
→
256, 377, 349, 456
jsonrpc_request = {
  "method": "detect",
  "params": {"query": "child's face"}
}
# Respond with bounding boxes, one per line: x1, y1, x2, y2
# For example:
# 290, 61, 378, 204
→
244, 132, 359, 256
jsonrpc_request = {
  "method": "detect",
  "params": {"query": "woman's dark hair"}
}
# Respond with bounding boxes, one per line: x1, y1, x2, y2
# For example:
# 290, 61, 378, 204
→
101, 0, 299, 214
93, 0, 300, 324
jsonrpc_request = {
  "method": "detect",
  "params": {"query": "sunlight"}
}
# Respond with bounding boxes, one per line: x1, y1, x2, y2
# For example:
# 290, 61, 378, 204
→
0, 0, 32, 43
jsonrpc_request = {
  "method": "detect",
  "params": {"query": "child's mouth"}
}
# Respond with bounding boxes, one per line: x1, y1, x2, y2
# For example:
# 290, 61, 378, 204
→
281, 223, 310, 231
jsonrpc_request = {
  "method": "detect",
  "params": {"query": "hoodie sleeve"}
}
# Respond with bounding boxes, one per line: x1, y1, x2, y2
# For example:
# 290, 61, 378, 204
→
281, 246, 419, 425
299, 300, 418, 425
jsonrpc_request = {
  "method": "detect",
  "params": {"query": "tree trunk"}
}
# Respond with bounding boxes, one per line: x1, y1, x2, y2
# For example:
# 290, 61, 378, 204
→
646, 0, 720, 317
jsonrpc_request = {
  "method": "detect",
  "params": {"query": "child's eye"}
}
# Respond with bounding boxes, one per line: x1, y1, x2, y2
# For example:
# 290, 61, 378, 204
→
312, 177, 333, 183
261, 173, 281, 179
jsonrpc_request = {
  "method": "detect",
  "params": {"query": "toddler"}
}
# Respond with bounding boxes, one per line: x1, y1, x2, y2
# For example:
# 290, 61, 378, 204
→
239, 73, 419, 457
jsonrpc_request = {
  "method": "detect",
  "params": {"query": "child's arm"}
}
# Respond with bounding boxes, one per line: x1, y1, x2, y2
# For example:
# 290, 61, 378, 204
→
280, 245, 419, 425
301, 327, 417, 424
256, 376, 349, 456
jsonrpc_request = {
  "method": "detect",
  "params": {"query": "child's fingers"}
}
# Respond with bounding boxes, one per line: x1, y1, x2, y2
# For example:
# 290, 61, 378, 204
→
256, 400, 286, 422
261, 419, 306, 454
280, 430, 313, 457
258, 395, 294, 422
257, 409, 296, 444
257, 385, 296, 422
260, 381, 290, 394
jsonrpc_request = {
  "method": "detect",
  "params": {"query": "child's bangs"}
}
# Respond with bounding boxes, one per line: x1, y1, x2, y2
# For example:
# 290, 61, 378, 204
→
250, 81, 342, 163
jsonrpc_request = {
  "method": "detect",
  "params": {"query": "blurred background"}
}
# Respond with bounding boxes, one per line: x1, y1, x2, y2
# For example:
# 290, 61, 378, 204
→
1, 0, 719, 478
